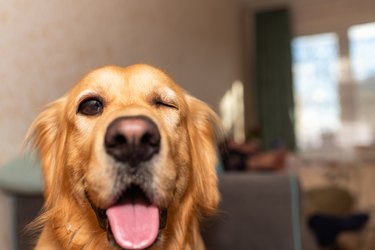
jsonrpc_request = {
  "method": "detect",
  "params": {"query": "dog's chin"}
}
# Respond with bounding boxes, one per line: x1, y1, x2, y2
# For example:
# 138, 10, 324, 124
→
87, 185, 167, 250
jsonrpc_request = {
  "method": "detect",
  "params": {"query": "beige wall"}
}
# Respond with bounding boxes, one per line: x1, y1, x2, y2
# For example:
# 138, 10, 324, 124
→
0, 0, 244, 165
0, 0, 244, 248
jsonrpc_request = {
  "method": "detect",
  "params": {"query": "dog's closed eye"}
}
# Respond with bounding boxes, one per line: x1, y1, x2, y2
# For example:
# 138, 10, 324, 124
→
152, 96, 178, 110
77, 97, 104, 116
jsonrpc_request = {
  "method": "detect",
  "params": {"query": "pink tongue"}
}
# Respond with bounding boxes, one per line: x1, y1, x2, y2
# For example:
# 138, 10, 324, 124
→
106, 196, 159, 250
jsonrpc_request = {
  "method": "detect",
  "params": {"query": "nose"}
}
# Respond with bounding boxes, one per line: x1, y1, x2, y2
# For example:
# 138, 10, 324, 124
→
104, 116, 161, 166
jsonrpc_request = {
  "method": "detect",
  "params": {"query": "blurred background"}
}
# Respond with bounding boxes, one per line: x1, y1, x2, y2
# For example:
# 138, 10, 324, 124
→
1, 0, 375, 249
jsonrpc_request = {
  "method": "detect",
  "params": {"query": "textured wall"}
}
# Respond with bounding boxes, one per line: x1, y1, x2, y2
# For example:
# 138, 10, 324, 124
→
0, 0, 243, 165
0, 0, 244, 248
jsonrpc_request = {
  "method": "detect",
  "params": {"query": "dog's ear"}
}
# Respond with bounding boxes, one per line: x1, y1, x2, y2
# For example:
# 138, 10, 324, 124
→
186, 95, 221, 215
26, 97, 67, 206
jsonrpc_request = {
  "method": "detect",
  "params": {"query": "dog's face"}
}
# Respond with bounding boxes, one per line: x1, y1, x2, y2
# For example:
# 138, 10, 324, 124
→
29, 65, 219, 249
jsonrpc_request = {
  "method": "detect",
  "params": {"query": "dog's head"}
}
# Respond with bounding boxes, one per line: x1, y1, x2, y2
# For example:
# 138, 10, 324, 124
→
28, 64, 220, 249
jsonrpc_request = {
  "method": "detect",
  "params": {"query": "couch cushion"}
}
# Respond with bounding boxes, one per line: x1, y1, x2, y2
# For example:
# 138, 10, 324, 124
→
202, 173, 300, 250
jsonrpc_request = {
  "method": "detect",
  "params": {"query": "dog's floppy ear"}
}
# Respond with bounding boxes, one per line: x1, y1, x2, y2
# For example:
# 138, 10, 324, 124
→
26, 97, 67, 206
186, 95, 221, 215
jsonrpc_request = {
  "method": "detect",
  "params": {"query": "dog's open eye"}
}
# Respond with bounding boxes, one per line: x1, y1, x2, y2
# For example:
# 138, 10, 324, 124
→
77, 98, 103, 116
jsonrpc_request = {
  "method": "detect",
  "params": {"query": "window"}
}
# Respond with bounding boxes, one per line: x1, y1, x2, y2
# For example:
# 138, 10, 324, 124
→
292, 22, 375, 158
346, 22, 375, 148
349, 22, 375, 82
292, 33, 340, 150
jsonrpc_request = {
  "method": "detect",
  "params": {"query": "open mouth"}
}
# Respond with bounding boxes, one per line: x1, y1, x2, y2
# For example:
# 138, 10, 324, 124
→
89, 185, 167, 250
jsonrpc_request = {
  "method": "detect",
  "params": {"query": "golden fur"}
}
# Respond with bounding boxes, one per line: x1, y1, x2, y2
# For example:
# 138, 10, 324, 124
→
27, 64, 220, 250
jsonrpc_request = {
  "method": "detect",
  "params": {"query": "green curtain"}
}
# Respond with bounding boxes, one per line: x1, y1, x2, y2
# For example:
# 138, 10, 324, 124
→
254, 8, 296, 150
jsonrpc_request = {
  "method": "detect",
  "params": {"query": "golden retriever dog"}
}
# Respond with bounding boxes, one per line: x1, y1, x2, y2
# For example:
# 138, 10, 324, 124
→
27, 64, 220, 250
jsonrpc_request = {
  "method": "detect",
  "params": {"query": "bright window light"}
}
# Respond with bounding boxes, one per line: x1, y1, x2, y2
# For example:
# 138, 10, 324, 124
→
349, 22, 375, 81
291, 33, 340, 151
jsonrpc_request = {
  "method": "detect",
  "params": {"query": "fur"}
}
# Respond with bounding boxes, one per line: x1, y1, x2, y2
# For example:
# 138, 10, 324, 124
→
27, 64, 220, 250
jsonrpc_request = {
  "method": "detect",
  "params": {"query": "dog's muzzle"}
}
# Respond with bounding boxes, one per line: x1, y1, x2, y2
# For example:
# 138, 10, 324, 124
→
89, 115, 166, 249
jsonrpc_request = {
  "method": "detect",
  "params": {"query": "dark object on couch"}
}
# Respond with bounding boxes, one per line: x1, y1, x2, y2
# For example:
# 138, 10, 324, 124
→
308, 213, 369, 247
221, 147, 248, 171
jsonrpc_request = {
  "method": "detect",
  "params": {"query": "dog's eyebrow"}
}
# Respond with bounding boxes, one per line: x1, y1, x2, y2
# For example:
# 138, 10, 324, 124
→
76, 90, 100, 104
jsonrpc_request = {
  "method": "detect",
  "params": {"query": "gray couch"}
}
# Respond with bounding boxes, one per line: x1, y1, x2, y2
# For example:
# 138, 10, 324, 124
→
203, 173, 318, 250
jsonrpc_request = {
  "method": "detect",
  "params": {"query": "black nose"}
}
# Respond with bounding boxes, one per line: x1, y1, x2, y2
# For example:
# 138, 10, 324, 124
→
104, 116, 161, 166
